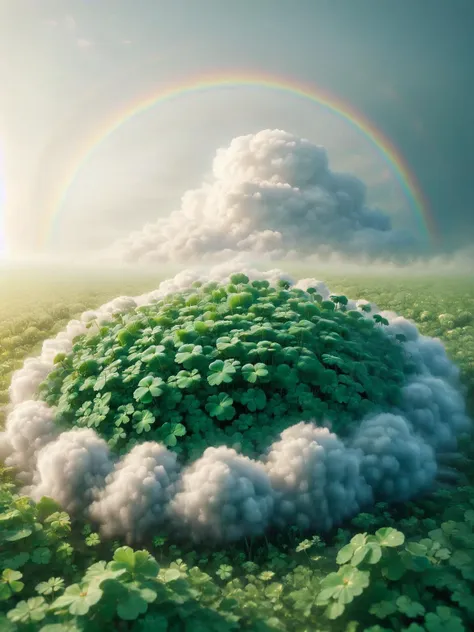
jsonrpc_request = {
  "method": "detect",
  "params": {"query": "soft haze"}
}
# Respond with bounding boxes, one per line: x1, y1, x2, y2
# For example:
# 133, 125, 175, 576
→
0, 0, 473, 262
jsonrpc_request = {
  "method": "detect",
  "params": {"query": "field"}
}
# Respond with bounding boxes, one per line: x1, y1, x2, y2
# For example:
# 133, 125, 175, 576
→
0, 269, 473, 632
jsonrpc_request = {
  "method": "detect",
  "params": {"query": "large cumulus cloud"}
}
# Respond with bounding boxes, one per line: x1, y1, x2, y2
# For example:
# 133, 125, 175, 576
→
0, 264, 471, 545
106, 130, 416, 265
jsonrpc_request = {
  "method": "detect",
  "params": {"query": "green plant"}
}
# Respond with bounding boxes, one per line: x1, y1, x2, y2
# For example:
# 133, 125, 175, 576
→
39, 279, 412, 462
1, 272, 473, 632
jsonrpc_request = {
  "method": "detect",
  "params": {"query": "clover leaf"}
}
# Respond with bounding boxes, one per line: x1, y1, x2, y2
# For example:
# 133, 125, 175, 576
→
52, 583, 103, 616
36, 577, 65, 596
336, 533, 382, 567
163, 568, 181, 583
241, 362, 269, 383
7, 597, 48, 624
216, 565, 233, 580
369, 600, 398, 619
205, 393, 235, 421
0, 570, 24, 601
109, 547, 160, 580
375, 527, 405, 548
94, 367, 119, 392
157, 421, 187, 447
142, 345, 167, 364
317, 565, 370, 606
132, 410, 155, 434
175, 344, 204, 369
31, 547, 51, 565
241, 388, 267, 412
424, 606, 465, 632
133, 376, 165, 403
396, 595, 425, 618
175, 369, 201, 389
207, 359, 237, 386
117, 589, 150, 621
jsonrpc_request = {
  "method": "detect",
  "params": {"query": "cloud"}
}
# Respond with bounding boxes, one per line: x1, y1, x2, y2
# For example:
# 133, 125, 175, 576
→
267, 246, 474, 278
105, 129, 417, 266
267, 423, 372, 532
168, 446, 274, 543
89, 442, 181, 544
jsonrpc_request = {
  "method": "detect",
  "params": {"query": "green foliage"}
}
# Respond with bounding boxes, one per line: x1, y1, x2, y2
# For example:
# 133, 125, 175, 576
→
327, 276, 474, 417
1, 471, 474, 631
39, 279, 412, 461
1, 273, 474, 631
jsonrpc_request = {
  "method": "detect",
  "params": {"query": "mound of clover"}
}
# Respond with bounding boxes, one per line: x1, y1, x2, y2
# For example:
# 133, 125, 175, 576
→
2, 269, 471, 544
39, 274, 414, 462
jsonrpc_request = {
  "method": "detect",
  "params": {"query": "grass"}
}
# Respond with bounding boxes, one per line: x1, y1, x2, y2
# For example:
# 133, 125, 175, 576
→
0, 269, 473, 631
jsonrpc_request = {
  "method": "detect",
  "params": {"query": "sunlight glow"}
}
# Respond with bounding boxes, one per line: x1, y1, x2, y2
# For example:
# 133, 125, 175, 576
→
0, 144, 7, 258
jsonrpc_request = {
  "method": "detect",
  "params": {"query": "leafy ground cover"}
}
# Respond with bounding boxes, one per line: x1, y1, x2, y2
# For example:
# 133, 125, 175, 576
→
0, 269, 160, 416
39, 276, 410, 460
0, 270, 473, 632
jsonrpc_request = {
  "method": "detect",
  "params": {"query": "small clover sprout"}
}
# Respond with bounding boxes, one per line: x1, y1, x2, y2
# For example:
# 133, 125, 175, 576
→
216, 564, 233, 580
35, 577, 64, 596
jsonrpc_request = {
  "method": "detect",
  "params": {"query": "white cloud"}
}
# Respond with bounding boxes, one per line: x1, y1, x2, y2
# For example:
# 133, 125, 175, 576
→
106, 129, 417, 266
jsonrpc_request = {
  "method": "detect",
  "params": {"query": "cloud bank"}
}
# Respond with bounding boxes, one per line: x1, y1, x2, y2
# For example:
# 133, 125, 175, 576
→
106, 130, 417, 265
0, 264, 471, 545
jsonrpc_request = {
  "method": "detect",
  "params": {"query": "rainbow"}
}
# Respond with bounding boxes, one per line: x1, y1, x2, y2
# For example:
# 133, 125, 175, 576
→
40, 71, 436, 248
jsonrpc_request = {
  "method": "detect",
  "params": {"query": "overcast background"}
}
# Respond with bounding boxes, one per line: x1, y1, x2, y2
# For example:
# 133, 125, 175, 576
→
0, 0, 472, 261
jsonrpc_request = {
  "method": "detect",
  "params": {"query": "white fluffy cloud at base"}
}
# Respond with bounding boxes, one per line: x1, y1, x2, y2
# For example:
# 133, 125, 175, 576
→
0, 263, 471, 545
89, 443, 181, 544
266, 423, 372, 533
105, 129, 418, 266
168, 446, 275, 543
28, 429, 113, 515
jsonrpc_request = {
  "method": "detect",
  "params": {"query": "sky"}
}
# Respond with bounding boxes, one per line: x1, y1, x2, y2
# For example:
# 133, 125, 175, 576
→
0, 0, 473, 262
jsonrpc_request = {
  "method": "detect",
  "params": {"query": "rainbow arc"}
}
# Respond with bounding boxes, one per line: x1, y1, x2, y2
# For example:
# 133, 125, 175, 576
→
38, 71, 436, 249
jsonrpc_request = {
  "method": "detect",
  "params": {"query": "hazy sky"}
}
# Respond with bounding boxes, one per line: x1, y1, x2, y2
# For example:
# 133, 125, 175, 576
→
0, 0, 472, 260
